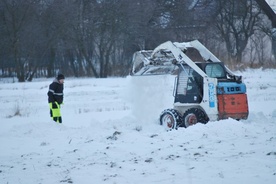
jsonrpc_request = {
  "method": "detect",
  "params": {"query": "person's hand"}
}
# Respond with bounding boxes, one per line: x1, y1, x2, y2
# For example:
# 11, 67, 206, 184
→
50, 102, 60, 109
49, 103, 52, 109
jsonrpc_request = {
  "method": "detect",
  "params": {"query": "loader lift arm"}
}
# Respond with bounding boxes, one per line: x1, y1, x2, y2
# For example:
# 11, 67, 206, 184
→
132, 40, 239, 80
151, 41, 207, 78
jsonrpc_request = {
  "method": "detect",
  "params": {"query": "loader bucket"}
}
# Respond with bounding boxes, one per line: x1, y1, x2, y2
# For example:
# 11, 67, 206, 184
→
131, 50, 178, 76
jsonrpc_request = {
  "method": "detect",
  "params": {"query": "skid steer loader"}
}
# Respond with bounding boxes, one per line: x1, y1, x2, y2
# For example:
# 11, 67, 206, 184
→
131, 40, 249, 129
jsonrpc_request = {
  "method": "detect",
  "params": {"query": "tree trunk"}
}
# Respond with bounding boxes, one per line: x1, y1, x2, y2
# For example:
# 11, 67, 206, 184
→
47, 48, 55, 78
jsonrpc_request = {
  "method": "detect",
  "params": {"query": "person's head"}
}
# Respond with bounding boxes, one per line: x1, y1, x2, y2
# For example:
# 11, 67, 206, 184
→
57, 74, 65, 84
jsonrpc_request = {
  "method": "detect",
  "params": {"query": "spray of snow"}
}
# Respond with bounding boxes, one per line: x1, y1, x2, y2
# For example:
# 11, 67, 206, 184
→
125, 75, 175, 124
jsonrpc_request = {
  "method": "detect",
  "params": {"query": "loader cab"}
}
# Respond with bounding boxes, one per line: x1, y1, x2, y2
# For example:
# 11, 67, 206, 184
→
174, 64, 203, 104
174, 62, 227, 104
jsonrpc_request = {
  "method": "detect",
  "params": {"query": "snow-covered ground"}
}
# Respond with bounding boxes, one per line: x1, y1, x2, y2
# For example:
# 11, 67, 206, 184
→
0, 69, 276, 184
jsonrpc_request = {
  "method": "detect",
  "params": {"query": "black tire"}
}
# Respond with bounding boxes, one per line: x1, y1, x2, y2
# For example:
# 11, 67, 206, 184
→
182, 108, 209, 128
160, 109, 183, 130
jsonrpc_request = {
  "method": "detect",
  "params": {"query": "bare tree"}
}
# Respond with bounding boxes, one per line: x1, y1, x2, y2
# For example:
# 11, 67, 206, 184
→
1, 0, 274, 81
215, 0, 263, 65
1, 0, 39, 82
255, 0, 276, 61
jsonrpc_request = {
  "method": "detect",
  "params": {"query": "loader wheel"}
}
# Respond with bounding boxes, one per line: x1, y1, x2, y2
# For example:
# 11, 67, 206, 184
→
183, 108, 209, 128
160, 109, 182, 130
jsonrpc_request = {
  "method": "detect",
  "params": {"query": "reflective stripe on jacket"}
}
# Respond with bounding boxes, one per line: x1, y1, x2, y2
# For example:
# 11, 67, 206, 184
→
47, 78, 64, 104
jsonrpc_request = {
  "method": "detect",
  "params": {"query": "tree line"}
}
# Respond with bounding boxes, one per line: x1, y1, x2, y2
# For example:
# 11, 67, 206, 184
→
0, 0, 274, 82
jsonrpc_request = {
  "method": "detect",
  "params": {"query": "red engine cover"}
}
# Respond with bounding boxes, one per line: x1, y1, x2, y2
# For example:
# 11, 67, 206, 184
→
217, 94, 249, 120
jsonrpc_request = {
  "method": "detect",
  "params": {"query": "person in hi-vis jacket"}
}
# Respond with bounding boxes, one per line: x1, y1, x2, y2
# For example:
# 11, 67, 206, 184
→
47, 74, 65, 123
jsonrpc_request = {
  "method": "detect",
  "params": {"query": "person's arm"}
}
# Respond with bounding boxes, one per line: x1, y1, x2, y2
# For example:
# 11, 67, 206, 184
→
47, 83, 55, 103
48, 83, 60, 109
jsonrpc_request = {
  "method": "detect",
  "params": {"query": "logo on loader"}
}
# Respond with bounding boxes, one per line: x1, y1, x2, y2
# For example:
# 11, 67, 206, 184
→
208, 83, 215, 108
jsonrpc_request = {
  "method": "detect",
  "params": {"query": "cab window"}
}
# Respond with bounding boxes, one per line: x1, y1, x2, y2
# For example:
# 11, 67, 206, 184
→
205, 64, 226, 78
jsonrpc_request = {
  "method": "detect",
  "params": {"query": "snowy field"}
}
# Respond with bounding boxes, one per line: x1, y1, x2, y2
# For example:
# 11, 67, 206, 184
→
0, 69, 276, 184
